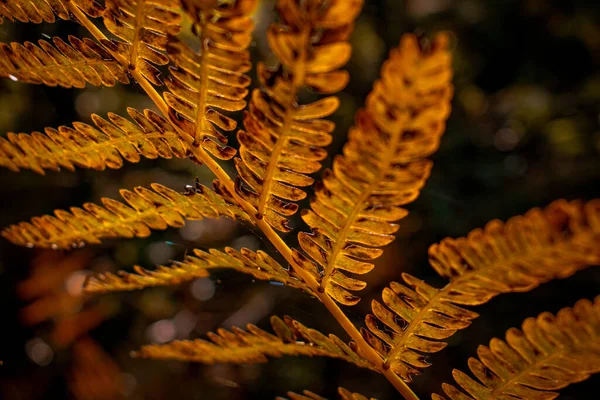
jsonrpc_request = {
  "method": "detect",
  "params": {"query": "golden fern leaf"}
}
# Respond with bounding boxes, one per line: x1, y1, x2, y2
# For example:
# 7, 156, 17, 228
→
362, 199, 600, 382
337, 388, 375, 400
2, 182, 250, 249
84, 246, 312, 295
278, 390, 328, 400
233, 0, 363, 232
0, 0, 103, 24
428, 198, 600, 299
0, 36, 129, 88
164, 0, 256, 161
102, 0, 181, 86
280, 387, 376, 400
0, 108, 189, 175
134, 315, 377, 371
433, 295, 600, 400
294, 33, 453, 306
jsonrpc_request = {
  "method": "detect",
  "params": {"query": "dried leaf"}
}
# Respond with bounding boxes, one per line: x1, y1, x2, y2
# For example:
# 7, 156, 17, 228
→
233, 0, 363, 232
296, 33, 453, 305
2, 182, 251, 249
134, 315, 376, 371
0, 108, 188, 174
434, 296, 600, 400
102, 0, 181, 85
164, 0, 256, 159
0, 0, 103, 24
0, 36, 128, 88
84, 247, 312, 295
279, 387, 376, 400
364, 199, 600, 381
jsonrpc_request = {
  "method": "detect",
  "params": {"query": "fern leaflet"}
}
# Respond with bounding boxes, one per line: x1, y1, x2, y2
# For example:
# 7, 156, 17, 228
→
428, 199, 600, 298
362, 199, 600, 381
0, 0, 103, 24
102, 0, 181, 86
2, 182, 250, 249
164, 0, 256, 160
0, 108, 189, 174
134, 315, 376, 372
0, 36, 129, 88
433, 296, 600, 400
233, 0, 362, 232
294, 33, 453, 305
280, 387, 376, 400
84, 246, 312, 295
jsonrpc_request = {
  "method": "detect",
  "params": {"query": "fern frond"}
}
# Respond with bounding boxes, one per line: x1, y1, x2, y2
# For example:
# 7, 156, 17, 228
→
280, 387, 376, 400
84, 246, 312, 295
0, 0, 103, 24
164, 0, 256, 161
233, 0, 363, 232
278, 390, 327, 400
0, 36, 129, 88
2, 182, 251, 249
102, 0, 181, 86
362, 199, 600, 381
134, 315, 376, 371
294, 33, 453, 305
0, 108, 189, 174
429, 198, 600, 299
337, 388, 375, 400
433, 295, 600, 400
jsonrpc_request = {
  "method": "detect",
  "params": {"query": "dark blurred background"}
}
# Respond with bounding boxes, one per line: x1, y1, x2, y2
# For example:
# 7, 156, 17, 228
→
0, 0, 599, 399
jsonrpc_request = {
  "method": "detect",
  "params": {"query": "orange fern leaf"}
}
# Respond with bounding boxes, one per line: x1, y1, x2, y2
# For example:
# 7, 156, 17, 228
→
84, 247, 312, 295
233, 0, 363, 232
362, 199, 600, 381
0, 108, 189, 174
102, 0, 181, 86
280, 387, 376, 400
2, 182, 250, 249
0, 0, 103, 24
428, 198, 600, 299
134, 315, 376, 371
294, 33, 453, 305
164, 0, 256, 160
0, 36, 129, 88
434, 296, 600, 400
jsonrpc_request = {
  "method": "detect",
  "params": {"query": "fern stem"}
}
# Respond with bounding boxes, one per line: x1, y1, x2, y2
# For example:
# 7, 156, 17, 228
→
70, 6, 419, 399
67, 3, 108, 42
132, 70, 170, 116
155, 139, 419, 400
317, 281, 420, 400
193, 38, 211, 145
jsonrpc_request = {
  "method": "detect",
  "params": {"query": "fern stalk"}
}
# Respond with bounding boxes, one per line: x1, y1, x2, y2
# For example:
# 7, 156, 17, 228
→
68, 6, 418, 399
188, 15, 211, 145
